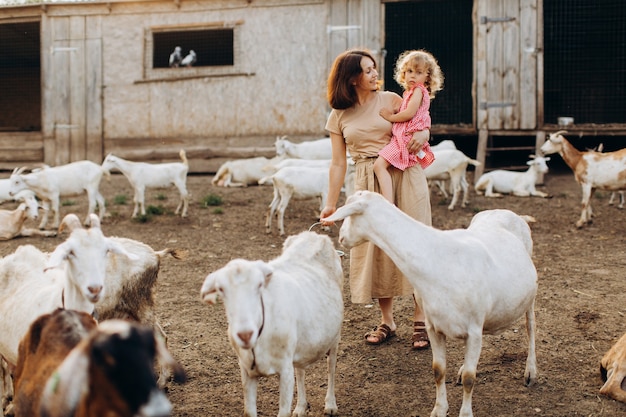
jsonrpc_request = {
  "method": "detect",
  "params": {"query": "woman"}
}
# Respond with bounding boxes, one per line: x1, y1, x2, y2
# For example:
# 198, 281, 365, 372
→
320, 49, 432, 349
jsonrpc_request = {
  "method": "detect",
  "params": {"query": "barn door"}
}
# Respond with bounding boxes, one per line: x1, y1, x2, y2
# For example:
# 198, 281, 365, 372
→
476, 0, 538, 130
46, 16, 103, 165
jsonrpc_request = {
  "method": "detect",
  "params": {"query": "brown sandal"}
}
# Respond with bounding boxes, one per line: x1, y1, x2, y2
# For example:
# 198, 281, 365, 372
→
365, 324, 396, 345
412, 321, 430, 350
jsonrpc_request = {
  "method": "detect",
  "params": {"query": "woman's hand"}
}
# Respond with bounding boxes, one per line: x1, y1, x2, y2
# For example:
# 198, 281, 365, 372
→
319, 206, 336, 226
407, 129, 430, 154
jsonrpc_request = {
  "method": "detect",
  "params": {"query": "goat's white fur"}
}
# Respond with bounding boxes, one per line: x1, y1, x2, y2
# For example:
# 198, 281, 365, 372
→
274, 136, 332, 160
0, 199, 56, 240
474, 155, 551, 198
96, 238, 184, 388
211, 156, 284, 187
540, 131, 626, 227
8, 162, 108, 229
102, 150, 189, 218
0, 214, 138, 412
424, 149, 481, 210
201, 231, 343, 417
324, 191, 538, 417
259, 164, 355, 236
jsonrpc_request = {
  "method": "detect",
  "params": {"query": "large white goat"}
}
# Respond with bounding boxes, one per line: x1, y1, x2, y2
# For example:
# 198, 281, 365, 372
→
102, 150, 189, 218
0, 214, 138, 413
324, 191, 538, 417
424, 149, 481, 210
474, 156, 551, 198
212, 156, 284, 187
540, 131, 626, 227
274, 136, 332, 160
201, 231, 343, 417
96, 238, 185, 388
9, 162, 108, 229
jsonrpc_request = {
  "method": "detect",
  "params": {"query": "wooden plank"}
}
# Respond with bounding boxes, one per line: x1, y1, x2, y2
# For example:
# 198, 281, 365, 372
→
69, 15, 86, 162
51, 17, 71, 165
475, 0, 488, 129
536, 0, 545, 127
519, 0, 537, 129
85, 15, 103, 163
501, 0, 519, 129
486, 0, 503, 130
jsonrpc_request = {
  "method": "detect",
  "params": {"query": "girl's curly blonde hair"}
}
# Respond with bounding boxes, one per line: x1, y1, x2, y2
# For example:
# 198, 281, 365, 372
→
393, 49, 444, 99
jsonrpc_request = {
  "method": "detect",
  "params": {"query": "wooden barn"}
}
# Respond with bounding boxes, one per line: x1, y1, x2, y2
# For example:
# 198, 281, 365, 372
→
1, 0, 625, 174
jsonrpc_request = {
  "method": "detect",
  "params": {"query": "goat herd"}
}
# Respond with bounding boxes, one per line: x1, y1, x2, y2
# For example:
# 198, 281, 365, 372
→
0, 131, 624, 417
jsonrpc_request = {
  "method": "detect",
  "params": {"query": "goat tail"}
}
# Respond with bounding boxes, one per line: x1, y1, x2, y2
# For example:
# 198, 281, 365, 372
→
156, 248, 188, 261
179, 149, 188, 166
468, 158, 482, 167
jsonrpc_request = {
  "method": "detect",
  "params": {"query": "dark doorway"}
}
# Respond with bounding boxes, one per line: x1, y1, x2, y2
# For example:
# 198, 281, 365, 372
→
544, 0, 626, 125
0, 21, 41, 132
384, 0, 473, 127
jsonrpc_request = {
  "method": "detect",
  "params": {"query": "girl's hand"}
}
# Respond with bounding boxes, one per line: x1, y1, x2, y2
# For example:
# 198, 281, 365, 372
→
379, 108, 393, 120
407, 129, 430, 153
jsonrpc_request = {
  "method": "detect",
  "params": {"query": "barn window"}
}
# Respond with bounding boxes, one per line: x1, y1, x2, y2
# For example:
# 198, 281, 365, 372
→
0, 21, 41, 132
143, 20, 245, 81
152, 29, 234, 68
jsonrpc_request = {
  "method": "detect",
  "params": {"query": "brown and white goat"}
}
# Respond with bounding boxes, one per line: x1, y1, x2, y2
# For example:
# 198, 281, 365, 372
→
540, 131, 626, 227
15, 310, 186, 417
600, 332, 626, 404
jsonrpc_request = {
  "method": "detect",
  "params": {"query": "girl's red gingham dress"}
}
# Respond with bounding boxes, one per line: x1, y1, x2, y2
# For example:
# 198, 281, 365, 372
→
378, 83, 435, 170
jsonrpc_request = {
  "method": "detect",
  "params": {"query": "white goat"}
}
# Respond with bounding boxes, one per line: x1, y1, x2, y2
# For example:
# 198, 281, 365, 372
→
96, 238, 185, 388
201, 231, 343, 417
274, 136, 332, 160
0, 197, 56, 240
540, 130, 626, 228
102, 150, 189, 218
212, 156, 284, 187
9, 162, 107, 229
429, 140, 460, 198
259, 166, 333, 236
324, 191, 538, 417
0, 214, 138, 412
474, 156, 551, 198
424, 149, 481, 210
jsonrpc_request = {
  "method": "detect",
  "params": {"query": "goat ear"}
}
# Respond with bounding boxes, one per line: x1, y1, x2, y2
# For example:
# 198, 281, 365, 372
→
545, 156, 551, 161
40, 347, 89, 417
46, 242, 72, 271
324, 197, 366, 222
255, 261, 273, 286
200, 273, 219, 304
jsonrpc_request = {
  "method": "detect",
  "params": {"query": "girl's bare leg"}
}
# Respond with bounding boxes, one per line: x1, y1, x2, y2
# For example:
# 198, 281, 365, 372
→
373, 156, 394, 203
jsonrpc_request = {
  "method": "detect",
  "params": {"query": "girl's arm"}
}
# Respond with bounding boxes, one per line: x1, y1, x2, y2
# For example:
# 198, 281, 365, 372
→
320, 132, 348, 224
379, 88, 423, 122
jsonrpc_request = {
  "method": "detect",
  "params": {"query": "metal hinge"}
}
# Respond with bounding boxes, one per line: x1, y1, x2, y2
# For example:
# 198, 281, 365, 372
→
479, 102, 515, 110
480, 16, 516, 24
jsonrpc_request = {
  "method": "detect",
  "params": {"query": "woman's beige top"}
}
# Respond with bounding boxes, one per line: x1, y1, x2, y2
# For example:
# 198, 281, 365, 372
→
326, 91, 432, 303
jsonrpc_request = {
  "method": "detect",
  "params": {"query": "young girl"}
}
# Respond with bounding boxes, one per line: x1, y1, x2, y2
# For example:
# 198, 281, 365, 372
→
374, 49, 444, 203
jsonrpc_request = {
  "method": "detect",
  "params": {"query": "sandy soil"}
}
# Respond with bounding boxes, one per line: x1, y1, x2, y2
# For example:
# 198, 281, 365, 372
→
1, 168, 625, 417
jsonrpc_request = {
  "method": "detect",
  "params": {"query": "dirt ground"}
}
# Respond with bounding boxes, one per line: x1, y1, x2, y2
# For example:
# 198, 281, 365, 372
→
1, 167, 625, 417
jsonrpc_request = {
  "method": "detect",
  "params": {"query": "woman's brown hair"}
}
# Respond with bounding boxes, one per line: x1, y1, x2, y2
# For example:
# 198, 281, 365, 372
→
327, 49, 377, 110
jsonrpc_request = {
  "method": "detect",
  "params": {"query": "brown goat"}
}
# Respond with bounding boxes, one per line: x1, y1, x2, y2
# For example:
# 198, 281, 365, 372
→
600, 332, 626, 403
